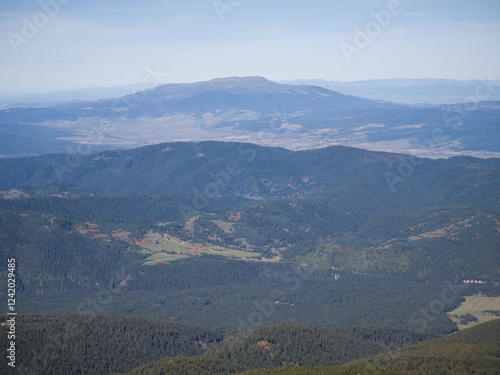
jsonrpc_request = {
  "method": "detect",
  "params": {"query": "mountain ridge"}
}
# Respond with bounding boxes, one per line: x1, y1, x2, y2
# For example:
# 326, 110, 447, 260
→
1, 141, 498, 279
1, 141, 498, 206
279, 78, 500, 104
1, 76, 499, 158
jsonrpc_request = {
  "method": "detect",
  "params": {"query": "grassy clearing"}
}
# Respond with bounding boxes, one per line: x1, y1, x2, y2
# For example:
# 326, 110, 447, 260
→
137, 231, 269, 265
140, 232, 188, 254
448, 295, 500, 330
206, 246, 262, 260
138, 232, 190, 264
143, 252, 189, 265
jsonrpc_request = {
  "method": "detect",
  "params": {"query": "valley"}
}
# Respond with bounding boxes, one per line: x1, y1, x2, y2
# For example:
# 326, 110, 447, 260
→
1, 77, 499, 158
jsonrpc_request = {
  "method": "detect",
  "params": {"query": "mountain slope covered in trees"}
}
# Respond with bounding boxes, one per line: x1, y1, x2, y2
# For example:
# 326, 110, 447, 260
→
120, 320, 500, 375
0, 141, 498, 374
1, 142, 498, 280
0, 315, 222, 375
348, 319, 500, 375
1, 141, 499, 213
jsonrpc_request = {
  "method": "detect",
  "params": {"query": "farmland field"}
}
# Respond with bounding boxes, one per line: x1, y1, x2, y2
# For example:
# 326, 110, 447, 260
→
448, 295, 500, 330
139, 231, 266, 264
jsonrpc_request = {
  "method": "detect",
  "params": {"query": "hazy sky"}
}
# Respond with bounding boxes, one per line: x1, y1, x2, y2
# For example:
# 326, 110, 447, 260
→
1, 0, 499, 95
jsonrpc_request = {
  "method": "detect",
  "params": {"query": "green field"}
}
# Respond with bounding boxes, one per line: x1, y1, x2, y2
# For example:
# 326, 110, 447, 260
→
139, 231, 266, 265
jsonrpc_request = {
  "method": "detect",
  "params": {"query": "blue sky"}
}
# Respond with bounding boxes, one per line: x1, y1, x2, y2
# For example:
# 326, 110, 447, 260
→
1, 0, 499, 95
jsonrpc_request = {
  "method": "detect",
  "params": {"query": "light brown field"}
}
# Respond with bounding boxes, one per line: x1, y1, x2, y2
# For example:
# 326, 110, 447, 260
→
137, 231, 270, 265
448, 295, 500, 330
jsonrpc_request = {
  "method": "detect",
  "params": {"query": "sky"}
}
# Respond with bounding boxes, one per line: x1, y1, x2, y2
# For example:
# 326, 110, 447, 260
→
1, 0, 499, 96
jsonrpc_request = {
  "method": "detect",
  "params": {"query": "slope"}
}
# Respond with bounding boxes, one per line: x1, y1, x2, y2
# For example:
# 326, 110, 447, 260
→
121, 323, 427, 375
0, 314, 222, 375
0, 141, 498, 216
348, 319, 500, 374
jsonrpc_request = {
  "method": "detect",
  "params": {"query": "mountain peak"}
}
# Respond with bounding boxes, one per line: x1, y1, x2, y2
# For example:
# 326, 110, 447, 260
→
195, 76, 280, 92
143, 75, 312, 100
142, 76, 343, 102
205, 76, 273, 87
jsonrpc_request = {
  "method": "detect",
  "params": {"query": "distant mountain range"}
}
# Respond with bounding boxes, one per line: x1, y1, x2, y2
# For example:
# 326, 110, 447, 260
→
3, 78, 499, 109
1, 76, 499, 158
279, 78, 500, 104
0, 83, 160, 110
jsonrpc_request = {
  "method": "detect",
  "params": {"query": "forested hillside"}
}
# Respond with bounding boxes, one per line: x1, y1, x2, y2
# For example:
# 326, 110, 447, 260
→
0, 315, 222, 375
0, 141, 498, 374
1, 142, 498, 217
120, 320, 500, 375
348, 319, 500, 374
0, 316, 428, 375
1, 142, 499, 280
121, 322, 426, 375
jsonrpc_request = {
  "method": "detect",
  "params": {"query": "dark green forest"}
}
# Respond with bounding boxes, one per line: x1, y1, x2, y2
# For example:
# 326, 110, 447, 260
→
1, 314, 494, 374
349, 319, 500, 375
0, 141, 498, 374
0, 315, 429, 374
121, 320, 500, 375
0, 315, 222, 375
